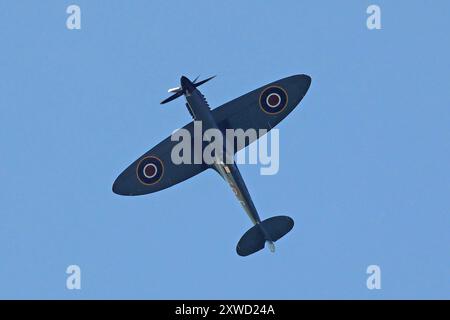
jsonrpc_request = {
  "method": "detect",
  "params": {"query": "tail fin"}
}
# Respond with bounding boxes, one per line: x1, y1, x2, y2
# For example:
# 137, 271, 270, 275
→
236, 216, 294, 256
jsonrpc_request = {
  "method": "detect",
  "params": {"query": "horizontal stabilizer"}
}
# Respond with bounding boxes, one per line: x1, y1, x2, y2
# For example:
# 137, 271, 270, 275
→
236, 216, 294, 256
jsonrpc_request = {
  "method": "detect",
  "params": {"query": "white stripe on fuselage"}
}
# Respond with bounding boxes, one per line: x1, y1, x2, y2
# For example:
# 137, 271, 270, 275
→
213, 158, 257, 224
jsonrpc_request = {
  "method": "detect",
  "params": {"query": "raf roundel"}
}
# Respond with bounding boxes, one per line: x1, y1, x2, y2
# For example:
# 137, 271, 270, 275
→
136, 156, 164, 185
259, 86, 288, 114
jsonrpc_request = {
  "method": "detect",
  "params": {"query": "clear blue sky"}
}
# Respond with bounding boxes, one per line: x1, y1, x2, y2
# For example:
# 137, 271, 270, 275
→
0, 1, 449, 299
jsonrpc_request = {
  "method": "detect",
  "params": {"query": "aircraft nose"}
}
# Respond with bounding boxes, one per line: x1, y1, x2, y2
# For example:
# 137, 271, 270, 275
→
180, 76, 195, 93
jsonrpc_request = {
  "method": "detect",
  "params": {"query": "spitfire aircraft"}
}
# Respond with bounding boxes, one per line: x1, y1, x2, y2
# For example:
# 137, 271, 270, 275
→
113, 74, 312, 256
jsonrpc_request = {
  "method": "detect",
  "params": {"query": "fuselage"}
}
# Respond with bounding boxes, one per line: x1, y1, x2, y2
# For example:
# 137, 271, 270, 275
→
181, 76, 262, 225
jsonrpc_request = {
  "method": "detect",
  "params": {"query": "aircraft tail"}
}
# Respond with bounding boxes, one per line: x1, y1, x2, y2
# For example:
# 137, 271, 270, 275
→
236, 216, 294, 256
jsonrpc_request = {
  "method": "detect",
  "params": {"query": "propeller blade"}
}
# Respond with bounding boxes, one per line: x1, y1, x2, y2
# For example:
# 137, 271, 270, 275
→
160, 91, 183, 104
168, 86, 181, 93
192, 75, 200, 84
194, 75, 216, 87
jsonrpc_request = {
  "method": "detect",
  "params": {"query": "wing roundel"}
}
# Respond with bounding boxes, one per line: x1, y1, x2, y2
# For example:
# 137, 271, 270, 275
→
112, 121, 208, 196
212, 74, 311, 153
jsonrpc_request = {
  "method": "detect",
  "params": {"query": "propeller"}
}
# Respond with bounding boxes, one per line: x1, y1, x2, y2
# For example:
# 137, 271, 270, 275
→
160, 75, 216, 105
160, 91, 183, 104
193, 75, 215, 87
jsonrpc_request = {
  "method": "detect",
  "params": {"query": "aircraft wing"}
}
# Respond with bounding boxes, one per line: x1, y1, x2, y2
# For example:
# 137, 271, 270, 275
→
212, 74, 311, 152
113, 75, 310, 196
112, 121, 207, 196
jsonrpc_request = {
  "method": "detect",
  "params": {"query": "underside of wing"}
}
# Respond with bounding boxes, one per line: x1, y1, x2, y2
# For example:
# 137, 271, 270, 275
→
212, 74, 311, 153
112, 121, 208, 196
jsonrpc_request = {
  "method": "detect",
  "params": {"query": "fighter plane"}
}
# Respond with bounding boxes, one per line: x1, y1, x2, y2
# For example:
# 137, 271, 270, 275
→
112, 74, 311, 256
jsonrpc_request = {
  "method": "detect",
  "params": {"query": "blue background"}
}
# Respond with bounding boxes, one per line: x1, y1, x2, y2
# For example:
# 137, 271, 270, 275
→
0, 1, 449, 299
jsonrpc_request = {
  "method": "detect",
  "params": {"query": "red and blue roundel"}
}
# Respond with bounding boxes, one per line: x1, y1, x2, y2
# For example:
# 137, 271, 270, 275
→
259, 86, 288, 114
136, 156, 164, 185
